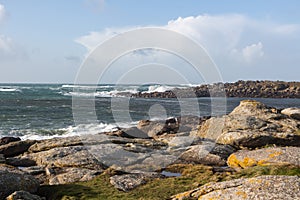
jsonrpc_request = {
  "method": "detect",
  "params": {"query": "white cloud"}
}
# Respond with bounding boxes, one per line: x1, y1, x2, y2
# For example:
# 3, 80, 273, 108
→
242, 42, 264, 63
75, 14, 300, 82
0, 4, 6, 22
0, 35, 13, 53
75, 27, 135, 51
166, 15, 246, 53
0, 35, 27, 61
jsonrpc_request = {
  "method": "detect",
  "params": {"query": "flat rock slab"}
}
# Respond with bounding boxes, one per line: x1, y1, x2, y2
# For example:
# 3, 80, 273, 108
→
171, 175, 300, 200
20, 146, 106, 170
110, 172, 164, 192
28, 137, 83, 153
227, 146, 300, 170
48, 167, 101, 185
0, 165, 40, 199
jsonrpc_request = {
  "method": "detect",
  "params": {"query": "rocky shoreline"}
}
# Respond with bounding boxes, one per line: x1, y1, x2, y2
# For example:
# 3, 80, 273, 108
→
0, 100, 299, 199
128, 80, 300, 98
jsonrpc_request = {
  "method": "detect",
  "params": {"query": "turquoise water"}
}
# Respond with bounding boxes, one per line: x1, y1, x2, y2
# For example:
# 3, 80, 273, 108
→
0, 84, 299, 139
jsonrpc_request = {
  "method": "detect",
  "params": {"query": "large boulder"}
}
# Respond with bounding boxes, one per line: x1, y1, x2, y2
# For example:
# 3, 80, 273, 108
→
227, 146, 300, 170
195, 100, 300, 148
18, 146, 106, 170
178, 142, 236, 166
0, 140, 36, 157
171, 175, 300, 200
0, 165, 39, 199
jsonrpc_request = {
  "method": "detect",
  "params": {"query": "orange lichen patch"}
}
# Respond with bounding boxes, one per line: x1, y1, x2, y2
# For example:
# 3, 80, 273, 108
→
247, 178, 262, 184
235, 190, 248, 199
257, 159, 269, 166
268, 151, 282, 158
227, 154, 258, 169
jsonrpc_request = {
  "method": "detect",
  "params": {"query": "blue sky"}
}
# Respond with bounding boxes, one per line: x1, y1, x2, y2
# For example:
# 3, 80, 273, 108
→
0, 0, 299, 83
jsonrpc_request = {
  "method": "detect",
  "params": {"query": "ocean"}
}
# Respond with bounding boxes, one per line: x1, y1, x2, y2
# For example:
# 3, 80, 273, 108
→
0, 83, 299, 140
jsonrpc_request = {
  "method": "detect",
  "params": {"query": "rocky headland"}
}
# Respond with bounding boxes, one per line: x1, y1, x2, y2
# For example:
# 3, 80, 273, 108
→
128, 80, 300, 98
0, 100, 299, 199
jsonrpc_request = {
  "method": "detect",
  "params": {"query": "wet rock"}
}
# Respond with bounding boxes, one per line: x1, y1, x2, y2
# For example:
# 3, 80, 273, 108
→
171, 175, 300, 200
0, 137, 21, 146
0, 165, 39, 199
197, 100, 300, 148
227, 146, 300, 170
110, 172, 164, 192
282, 107, 300, 120
6, 191, 45, 200
48, 167, 101, 185
0, 140, 36, 157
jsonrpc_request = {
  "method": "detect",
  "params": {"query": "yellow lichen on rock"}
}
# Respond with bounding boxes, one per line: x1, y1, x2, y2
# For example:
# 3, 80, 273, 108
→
235, 190, 248, 199
227, 154, 258, 169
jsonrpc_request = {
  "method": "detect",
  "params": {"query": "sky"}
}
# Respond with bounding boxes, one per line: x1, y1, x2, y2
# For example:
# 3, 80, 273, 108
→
0, 0, 299, 83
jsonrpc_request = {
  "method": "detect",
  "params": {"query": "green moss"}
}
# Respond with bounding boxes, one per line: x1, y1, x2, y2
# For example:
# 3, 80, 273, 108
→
225, 165, 300, 181
38, 165, 300, 200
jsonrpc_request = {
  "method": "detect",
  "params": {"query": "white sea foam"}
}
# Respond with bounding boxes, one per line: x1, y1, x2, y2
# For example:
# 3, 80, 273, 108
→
62, 84, 99, 89
63, 88, 139, 97
19, 121, 137, 141
143, 85, 176, 93
0, 88, 21, 92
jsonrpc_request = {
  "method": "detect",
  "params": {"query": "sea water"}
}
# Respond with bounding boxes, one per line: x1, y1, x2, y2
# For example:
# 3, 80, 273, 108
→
0, 83, 299, 140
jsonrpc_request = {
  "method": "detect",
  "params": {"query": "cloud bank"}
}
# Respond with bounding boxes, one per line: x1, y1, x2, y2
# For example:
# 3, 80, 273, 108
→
76, 14, 300, 82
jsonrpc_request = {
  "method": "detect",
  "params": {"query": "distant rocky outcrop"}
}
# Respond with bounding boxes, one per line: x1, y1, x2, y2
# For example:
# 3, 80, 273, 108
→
130, 80, 300, 98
